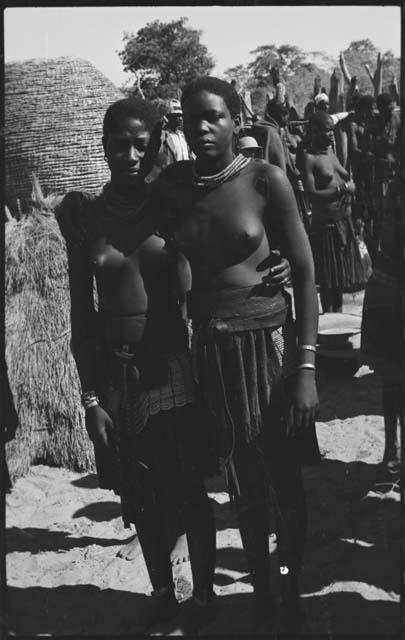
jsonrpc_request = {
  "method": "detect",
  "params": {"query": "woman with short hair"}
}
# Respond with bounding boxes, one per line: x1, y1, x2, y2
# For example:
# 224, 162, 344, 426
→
137, 76, 320, 631
57, 96, 217, 631
300, 111, 367, 312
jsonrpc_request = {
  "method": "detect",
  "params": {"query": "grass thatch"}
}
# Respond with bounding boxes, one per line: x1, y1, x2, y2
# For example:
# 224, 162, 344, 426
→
5, 176, 95, 481
5, 56, 123, 217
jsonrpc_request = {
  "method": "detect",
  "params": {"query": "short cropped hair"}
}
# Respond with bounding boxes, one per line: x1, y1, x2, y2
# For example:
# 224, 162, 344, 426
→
181, 76, 241, 119
376, 92, 394, 111
266, 99, 289, 121
103, 97, 160, 138
311, 110, 334, 130
357, 94, 375, 112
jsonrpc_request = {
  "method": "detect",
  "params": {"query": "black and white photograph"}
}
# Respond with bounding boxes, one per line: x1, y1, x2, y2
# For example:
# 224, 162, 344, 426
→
1, 4, 403, 637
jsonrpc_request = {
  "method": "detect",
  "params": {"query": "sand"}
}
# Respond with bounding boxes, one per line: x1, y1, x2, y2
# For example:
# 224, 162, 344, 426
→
5, 293, 402, 636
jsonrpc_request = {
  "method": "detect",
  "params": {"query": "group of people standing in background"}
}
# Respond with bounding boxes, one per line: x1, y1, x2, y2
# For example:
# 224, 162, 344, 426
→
236, 84, 403, 474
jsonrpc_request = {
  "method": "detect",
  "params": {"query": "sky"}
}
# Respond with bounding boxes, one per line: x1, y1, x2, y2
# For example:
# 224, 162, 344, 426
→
4, 5, 401, 87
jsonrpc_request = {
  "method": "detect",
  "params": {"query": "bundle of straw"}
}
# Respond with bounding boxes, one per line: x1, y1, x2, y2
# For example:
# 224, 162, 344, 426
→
5, 176, 95, 481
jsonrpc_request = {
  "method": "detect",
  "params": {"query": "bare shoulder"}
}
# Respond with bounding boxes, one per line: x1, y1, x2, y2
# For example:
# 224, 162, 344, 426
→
56, 190, 96, 245
246, 159, 290, 202
248, 158, 286, 183
139, 234, 165, 254
301, 149, 316, 165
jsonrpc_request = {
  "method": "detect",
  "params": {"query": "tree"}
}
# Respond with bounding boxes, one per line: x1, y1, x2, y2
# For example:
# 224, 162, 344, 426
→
223, 65, 253, 92
248, 44, 305, 86
341, 39, 400, 97
119, 17, 215, 99
288, 64, 330, 116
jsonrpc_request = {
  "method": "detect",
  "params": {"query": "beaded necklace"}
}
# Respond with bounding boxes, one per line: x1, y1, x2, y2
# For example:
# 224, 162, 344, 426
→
101, 181, 145, 221
192, 153, 250, 189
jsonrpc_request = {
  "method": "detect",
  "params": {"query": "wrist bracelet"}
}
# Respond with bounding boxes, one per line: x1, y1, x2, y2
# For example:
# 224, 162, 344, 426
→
298, 344, 316, 353
81, 391, 99, 410
82, 390, 97, 400
84, 398, 100, 410
297, 363, 316, 371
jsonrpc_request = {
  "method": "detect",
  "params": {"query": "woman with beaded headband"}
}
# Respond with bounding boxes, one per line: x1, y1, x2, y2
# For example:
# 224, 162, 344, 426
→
133, 77, 321, 632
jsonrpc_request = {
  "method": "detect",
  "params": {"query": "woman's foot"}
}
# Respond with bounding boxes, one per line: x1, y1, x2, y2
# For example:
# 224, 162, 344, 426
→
142, 586, 179, 633
116, 534, 143, 561
170, 533, 190, 566
165, 594, 218, 635
383, 445, 400, 472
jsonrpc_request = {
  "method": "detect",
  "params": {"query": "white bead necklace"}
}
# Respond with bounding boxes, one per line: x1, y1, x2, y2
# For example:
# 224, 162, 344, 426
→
192, 153, 250, 189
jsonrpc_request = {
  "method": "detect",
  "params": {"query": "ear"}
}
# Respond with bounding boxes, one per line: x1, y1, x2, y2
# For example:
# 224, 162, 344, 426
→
233, 115, 241, 137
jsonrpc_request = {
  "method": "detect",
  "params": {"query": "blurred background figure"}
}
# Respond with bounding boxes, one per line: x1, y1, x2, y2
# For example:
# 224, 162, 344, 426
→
251, 98, 287, 170
142, 98, 191, 187
239, 135, 263, 159
362, 92, 400, 261
300, 112, 367, 313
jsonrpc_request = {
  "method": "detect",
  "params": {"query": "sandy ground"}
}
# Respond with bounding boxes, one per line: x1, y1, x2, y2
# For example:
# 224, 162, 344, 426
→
5, 293, 402, 637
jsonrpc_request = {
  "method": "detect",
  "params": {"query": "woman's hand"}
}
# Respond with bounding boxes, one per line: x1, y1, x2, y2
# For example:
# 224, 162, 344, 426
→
85, 405, 115, 448
346, 179, 356, 195
258, 250, 291, 287
287, 371, 319, 436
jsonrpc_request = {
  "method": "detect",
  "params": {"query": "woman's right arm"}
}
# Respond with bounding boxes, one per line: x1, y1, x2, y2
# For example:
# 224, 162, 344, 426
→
58, 195, 114, 447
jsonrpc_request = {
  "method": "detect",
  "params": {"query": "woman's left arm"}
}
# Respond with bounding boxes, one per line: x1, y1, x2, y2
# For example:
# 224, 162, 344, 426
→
266, 166, 319, 432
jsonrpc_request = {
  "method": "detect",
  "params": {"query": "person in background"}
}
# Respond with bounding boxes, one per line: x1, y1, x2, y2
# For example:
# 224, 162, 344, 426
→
363, 92, 400, 261
142, 99, 190, 188
361, 150, 403, 471
314, 92, 352, 126
239, 135, 263, 159
300, 111, 367, 313
251, 98, 287, 170
346, 95, 376, 253
279, 109, 313, 232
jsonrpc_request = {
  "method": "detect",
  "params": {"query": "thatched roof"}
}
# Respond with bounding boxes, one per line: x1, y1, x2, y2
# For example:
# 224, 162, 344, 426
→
5, 56, 123, 216
5, 179, 95, 481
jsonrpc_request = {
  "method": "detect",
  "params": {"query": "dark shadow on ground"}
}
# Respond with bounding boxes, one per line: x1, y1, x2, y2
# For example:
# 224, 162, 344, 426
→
207, 458, 400, 636
72, 501, 122, 522
317, 367, 382, 421
70, 473, 99, 489
7, 585, 151, 636
6, 527, 133, 554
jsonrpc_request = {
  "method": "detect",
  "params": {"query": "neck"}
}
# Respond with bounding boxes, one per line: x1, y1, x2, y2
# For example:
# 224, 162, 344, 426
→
195, 150, 235, 176
312, 141, 330, 153
110, 176, 141, 197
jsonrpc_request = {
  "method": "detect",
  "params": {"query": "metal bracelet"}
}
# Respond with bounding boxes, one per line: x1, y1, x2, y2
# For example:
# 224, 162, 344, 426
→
297, 363, 316, 371
83, 398, 100, 410
81, 390, 97, 400
81, 391, 99, 410
298, 344, 316, 353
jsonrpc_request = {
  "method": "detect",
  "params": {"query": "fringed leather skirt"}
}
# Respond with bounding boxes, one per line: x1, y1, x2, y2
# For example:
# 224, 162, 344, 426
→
189, 285, 321, 499
309, 211, 368, 292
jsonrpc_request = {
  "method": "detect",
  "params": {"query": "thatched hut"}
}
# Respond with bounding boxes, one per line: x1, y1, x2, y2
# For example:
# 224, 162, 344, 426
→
5, 178, 96, 481
5, 57, 123, 480
5, 56, 123, 216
